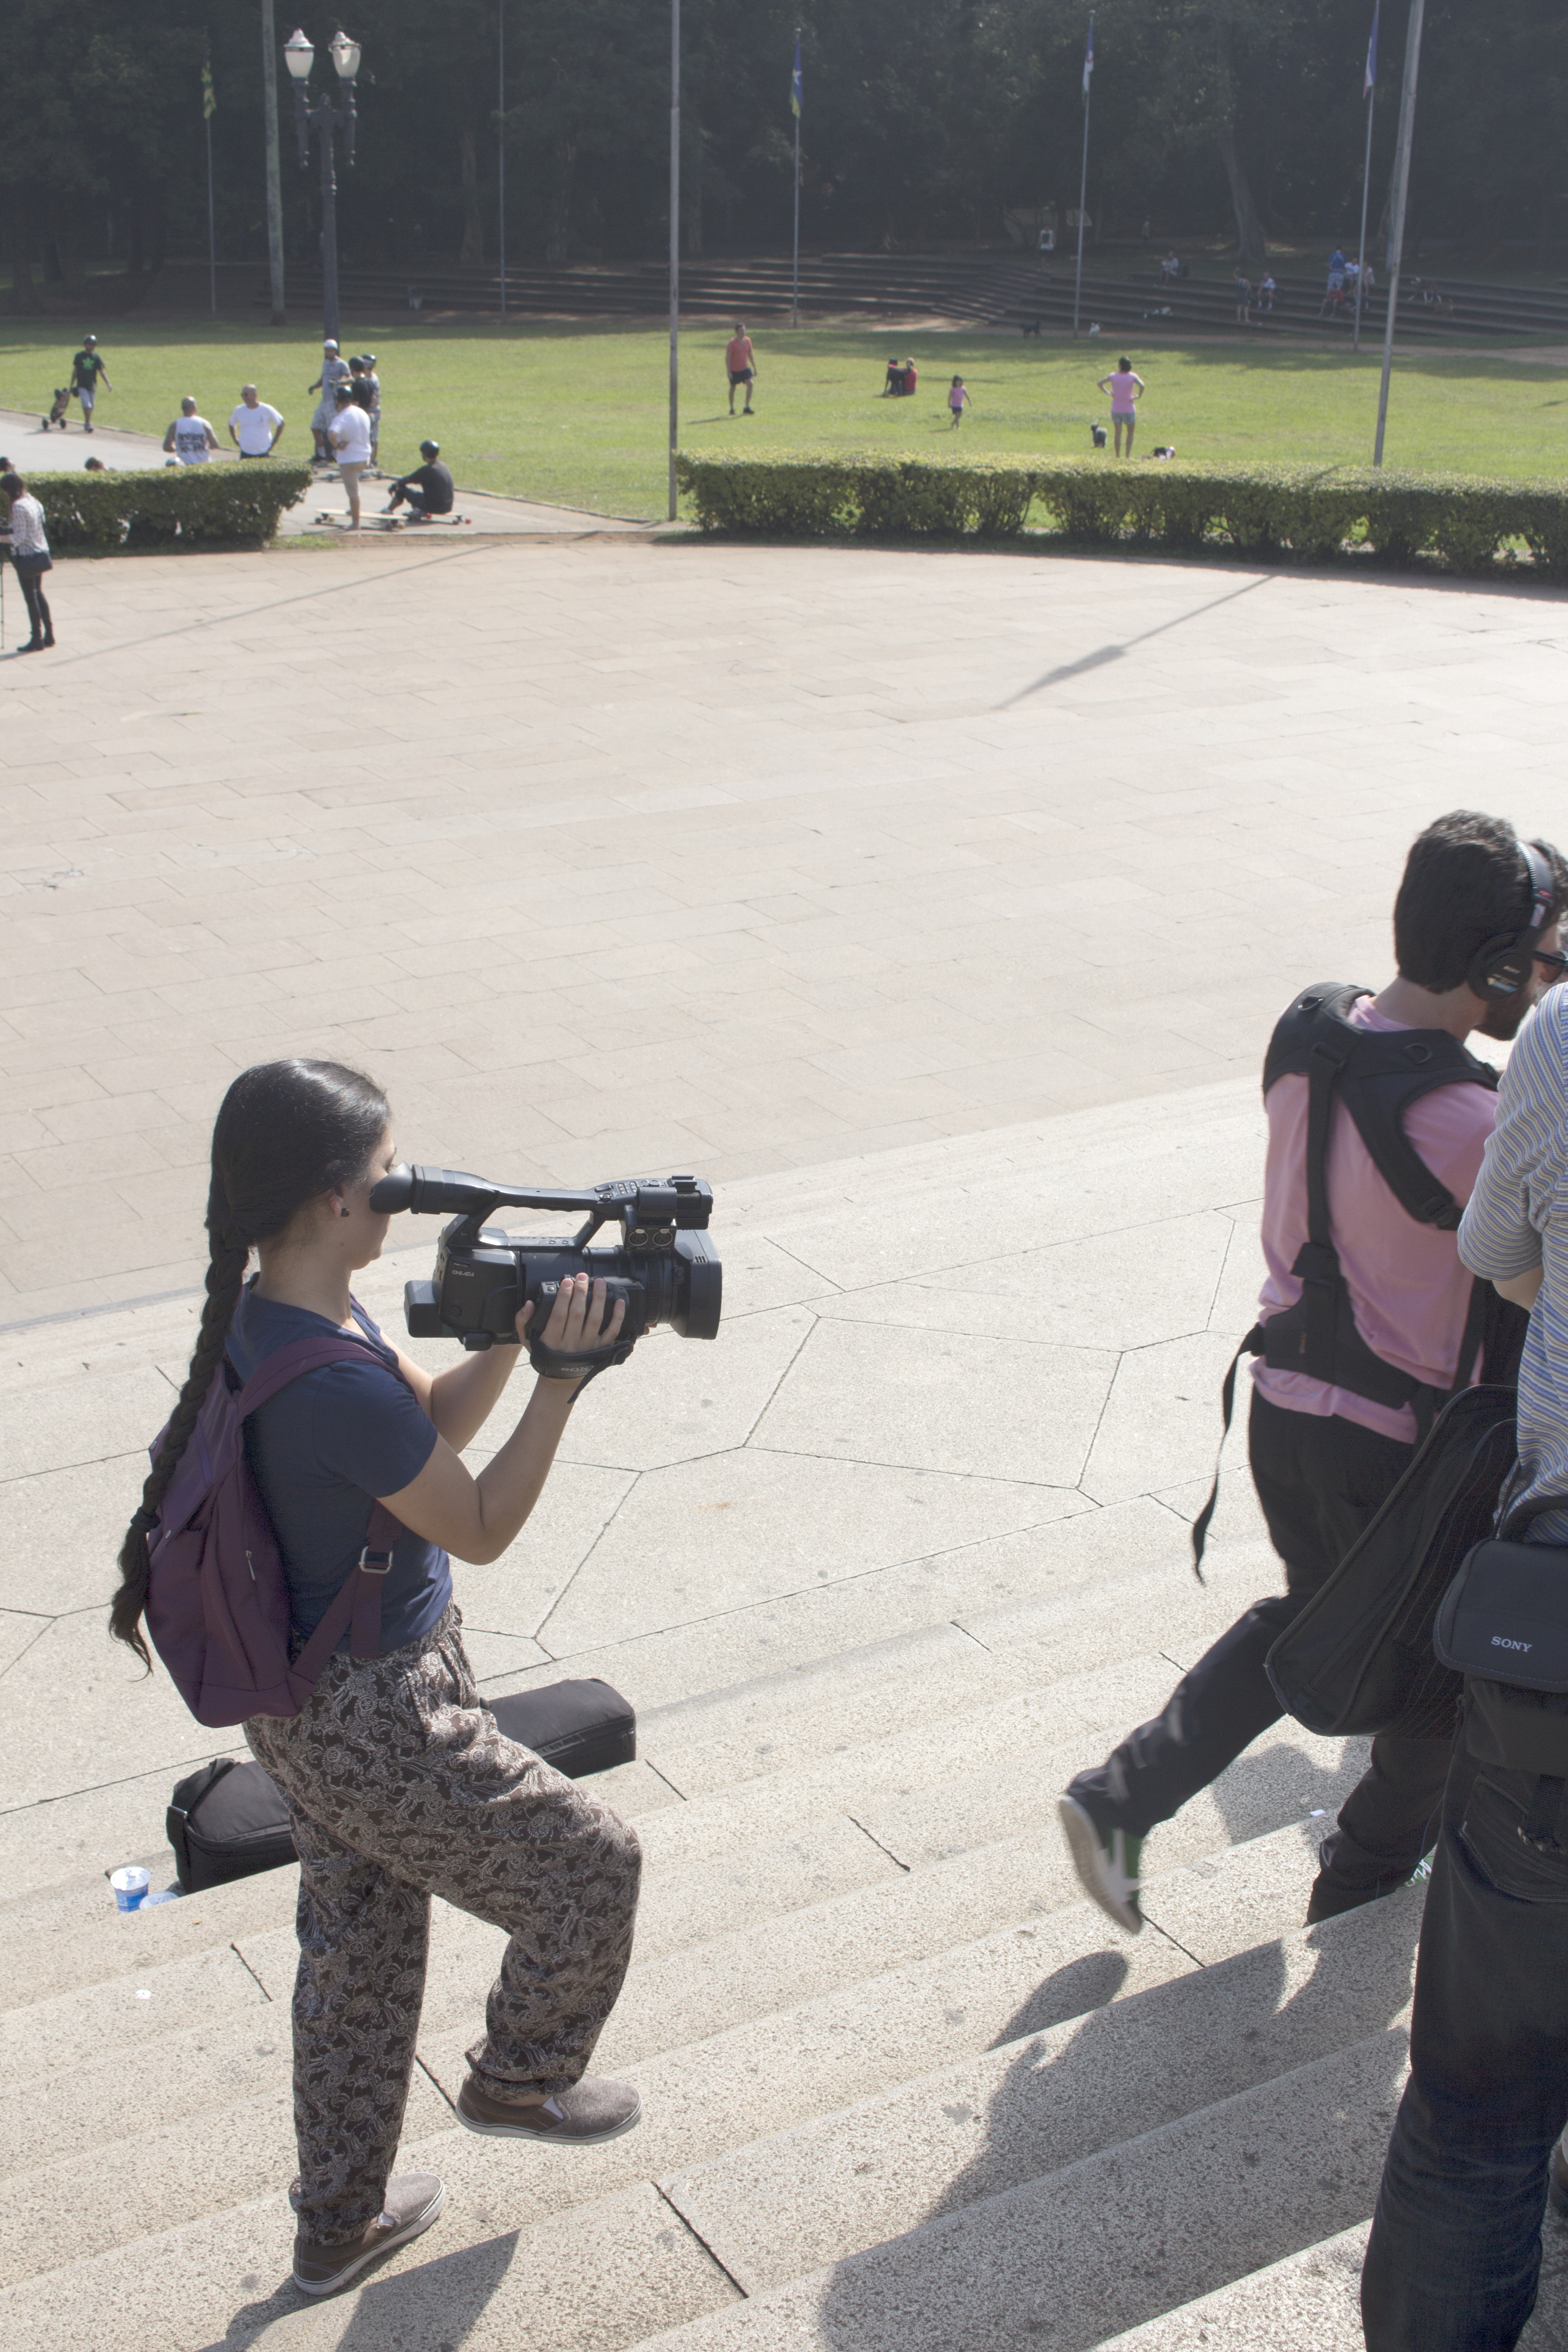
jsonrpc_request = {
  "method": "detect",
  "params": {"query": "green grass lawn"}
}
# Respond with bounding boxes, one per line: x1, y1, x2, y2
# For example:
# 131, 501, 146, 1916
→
2, 317, 1563, 520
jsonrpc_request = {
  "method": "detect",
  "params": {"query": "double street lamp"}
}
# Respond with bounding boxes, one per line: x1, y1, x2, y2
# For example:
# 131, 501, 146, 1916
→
284, 27, 361, 346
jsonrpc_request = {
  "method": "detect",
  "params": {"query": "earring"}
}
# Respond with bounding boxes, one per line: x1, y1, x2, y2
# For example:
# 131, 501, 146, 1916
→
338, 1204, 350, 1219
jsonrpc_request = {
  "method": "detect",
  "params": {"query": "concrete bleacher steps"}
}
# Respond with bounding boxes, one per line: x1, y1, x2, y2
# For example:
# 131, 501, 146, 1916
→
0, 1514, 1424, 2350
277, 247, 1568, 343
6, 1091, 1556, 2349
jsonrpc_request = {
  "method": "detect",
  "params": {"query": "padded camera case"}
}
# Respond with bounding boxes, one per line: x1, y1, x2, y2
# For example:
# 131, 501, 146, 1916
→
166, 1677, 637, 1893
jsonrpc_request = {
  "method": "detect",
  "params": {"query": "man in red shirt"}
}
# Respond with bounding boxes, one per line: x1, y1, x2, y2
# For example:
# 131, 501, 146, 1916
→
725, 323, 756, 416
1059, 811, 1568, 1933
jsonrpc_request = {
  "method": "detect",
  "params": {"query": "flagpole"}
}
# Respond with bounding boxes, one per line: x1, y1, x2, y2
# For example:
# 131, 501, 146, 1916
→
1073, 12, 1093, 336
792, 29, 801, 330
668, 0, 681, 522
1373, 0, 1425, 466
204, 33, 217, 317
1353, 3, 1377, 353
1353, 86, 1373, 350
498, 0, 507, 319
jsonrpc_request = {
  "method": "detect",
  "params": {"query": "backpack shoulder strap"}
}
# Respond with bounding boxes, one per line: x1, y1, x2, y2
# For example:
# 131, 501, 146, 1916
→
1261, 984, 1370, 1098
230, 1331, 403, 1420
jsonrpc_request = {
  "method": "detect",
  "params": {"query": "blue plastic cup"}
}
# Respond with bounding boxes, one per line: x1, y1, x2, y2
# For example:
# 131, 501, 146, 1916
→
110, 1866, 150, 1911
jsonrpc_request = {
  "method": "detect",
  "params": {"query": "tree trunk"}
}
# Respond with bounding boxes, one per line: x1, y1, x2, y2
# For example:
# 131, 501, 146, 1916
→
1212, 19, 1266, 267
7, 201, 43, 314
459, 122, 484, 265
546, 134, 575, 264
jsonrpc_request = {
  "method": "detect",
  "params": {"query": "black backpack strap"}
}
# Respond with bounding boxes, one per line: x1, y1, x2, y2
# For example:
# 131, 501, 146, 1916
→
1190, 1324, 1265, 1583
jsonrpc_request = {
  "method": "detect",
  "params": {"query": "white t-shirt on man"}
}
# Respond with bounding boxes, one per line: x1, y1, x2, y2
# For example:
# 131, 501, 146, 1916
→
329, 405, 372, 466
171, 415, 216, 465
230, 401, 282, 456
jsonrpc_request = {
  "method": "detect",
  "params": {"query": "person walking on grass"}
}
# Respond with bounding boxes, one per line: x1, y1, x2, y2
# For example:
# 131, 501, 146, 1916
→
947, 375, 972, 429
70, 334, 111, 432
1097, 355, 1144, 456
163, 398, 220, 466
726, 323, 756, 416
0, 473, 56, 652
327, 384, 372, 530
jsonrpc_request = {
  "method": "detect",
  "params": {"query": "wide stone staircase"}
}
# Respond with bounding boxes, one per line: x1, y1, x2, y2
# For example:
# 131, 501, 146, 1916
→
5, 1088, 1568, 2350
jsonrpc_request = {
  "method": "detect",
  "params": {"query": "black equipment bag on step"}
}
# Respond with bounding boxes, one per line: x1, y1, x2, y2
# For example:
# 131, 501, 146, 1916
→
1264, 1382, 1519, 1741
166, 1677, 637, 1893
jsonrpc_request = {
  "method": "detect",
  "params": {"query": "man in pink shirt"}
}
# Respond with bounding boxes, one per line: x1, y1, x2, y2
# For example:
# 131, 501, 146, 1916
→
1060, 812, 1568, 1934
725, 323, 756, 416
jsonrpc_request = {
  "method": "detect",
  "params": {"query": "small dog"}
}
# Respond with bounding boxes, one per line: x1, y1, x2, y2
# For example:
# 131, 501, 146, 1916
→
44, 389, 69, 430
1090, 422, 1107, 449
1021, 318, 1042, 337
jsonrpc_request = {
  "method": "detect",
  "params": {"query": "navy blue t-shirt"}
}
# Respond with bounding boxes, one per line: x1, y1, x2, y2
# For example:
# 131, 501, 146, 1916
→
226, 1286, 451, 1652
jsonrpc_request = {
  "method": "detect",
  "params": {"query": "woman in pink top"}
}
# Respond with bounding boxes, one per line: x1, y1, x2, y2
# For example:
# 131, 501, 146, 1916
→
1095, 356, 1144, 456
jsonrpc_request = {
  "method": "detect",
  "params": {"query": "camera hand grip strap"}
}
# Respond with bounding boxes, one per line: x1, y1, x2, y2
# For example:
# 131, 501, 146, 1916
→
529, 1334, 636, 1387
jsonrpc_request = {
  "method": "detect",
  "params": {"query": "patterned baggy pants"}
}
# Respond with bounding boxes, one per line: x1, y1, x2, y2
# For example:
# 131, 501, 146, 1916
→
246, 1605, 642, 2245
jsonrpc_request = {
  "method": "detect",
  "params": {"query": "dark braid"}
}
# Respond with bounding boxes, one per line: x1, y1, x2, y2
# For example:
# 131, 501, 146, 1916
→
109, 1059, 390, 1670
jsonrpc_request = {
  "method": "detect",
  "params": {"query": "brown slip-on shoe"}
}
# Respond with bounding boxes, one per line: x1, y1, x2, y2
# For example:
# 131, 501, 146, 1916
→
457, 2073, 641, 2144
292, 2172, 446, 2297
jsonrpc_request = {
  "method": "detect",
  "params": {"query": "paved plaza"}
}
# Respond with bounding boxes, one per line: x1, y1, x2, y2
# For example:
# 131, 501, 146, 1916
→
3, 531, 1568, 2347
5, 532, 1568, 1321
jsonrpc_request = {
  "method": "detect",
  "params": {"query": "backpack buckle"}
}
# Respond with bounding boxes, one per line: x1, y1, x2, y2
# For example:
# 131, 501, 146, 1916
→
357, 1547, 393, 1575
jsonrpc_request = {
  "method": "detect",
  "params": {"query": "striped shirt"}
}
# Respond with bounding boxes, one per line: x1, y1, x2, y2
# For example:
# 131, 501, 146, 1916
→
1458, 985, 1568, 1540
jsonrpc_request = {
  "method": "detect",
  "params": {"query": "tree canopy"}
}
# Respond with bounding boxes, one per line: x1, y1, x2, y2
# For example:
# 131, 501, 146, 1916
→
5, 0, 1566, 300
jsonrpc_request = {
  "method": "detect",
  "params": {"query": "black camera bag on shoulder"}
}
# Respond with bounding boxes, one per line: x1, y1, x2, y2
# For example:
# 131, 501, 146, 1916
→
166, 1678, 637, 1893
1434, 1496, 1568, 1782
1264, 1382, 1519, 1741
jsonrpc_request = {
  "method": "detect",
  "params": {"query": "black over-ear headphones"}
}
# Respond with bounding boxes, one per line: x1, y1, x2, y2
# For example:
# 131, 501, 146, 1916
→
1467, 841, 1556, 1000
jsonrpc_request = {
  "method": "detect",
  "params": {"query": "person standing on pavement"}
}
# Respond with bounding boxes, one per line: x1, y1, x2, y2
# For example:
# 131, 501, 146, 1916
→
0, 473, 56, 652
1096, 356, 1143, 456
230, 386, 286, 458
309, 340, 351, 461
725, 323, 756, 415
106, 1058, 643, 2302
163, 397, 220, 465
1362, 973, 1568, 2351
351, 354, 382, 469
1058, 812, 1568, 1937
70, 334, 111, 431
327, 384, 372, 529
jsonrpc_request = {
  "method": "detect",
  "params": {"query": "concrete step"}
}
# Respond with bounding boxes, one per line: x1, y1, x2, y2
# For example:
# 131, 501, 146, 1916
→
0, 1816, 1404, 2311
656, 1869, 1421, 2296
623, 2032, 1411, 2352
0, 1813, 1383, 2291
1094, 2221, 1368, 2349
0, 2173, 740, 2352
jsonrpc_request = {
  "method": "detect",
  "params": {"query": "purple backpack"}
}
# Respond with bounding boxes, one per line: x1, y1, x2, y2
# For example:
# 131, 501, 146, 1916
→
143, 1335, 404, 1727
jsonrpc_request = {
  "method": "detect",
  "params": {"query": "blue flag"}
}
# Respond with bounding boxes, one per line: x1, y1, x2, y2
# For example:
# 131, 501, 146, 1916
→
791, 33, 802, 118
1083, 14, 1094, 94
1364, 0, 1378, 97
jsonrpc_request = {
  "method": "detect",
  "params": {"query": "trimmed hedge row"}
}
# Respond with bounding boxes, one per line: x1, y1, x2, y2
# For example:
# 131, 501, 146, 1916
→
675, 454, 1568, 576
18, 466, 312, 550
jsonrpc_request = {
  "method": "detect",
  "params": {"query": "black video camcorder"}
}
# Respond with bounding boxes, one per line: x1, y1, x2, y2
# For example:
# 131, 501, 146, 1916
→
367, 1163, 721, 1377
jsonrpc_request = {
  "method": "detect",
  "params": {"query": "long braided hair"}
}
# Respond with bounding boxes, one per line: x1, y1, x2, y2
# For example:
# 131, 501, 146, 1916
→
110, 1058, 390, 1669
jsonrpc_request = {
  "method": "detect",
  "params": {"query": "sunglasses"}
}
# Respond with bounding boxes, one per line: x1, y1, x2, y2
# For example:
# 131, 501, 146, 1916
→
1535, 949, 1568, 978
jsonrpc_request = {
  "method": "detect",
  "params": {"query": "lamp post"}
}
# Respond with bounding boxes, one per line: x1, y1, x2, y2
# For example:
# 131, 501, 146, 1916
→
284, 26, 360, 346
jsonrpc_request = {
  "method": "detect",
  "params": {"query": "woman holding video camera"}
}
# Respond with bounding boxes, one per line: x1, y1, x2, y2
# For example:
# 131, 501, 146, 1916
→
109, 1059, 640, 2300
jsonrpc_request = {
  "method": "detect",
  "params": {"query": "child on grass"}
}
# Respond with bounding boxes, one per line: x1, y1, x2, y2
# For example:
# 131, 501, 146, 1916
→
948, 376, 971, 428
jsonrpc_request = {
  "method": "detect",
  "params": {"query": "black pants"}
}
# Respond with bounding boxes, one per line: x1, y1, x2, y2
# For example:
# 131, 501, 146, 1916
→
17, 569, 50, 641
1067, 1391, 1454, 1899
1362, 1743, 1568, 2349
